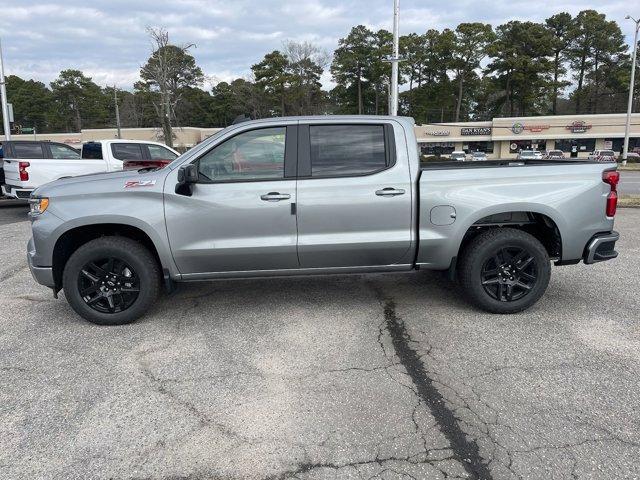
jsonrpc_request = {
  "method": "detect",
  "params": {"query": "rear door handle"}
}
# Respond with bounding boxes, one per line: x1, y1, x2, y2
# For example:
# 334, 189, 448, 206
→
375, 187, 405, 197
260, 192, 291, 201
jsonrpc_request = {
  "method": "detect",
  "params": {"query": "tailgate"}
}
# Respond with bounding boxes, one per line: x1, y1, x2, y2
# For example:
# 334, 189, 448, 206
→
3, 159, 24, 187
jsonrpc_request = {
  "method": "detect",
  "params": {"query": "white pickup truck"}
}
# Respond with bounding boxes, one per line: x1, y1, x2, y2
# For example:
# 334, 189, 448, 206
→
1, 139, 179, 199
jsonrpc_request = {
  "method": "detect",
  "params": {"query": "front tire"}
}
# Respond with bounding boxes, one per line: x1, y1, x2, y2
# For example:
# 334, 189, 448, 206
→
458, 228, 551, 314
62, 237, 161, 325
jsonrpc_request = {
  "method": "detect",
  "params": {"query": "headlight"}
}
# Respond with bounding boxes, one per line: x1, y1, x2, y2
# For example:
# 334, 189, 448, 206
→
29, 197, 49, 215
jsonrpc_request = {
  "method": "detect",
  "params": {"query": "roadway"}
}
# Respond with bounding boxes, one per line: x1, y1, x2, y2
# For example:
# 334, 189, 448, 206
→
620, 170, 640, 195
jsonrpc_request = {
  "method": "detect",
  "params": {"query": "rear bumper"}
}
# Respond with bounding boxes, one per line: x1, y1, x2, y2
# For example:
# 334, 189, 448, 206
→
27, 238, 55, 287
583, 231, 619, 264
2, 184, 33, 200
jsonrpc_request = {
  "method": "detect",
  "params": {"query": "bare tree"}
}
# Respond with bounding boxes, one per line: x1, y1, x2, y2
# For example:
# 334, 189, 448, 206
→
282, 40, 331, 70
140, 27, 204, 147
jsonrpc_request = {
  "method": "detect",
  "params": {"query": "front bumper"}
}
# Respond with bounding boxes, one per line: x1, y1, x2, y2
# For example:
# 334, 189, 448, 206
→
583, 231, 619, 264
27, 238, 55, 287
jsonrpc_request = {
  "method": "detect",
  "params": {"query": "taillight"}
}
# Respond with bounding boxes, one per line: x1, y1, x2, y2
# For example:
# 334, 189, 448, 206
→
603, 170, 620, 217
19, 162, 30, 182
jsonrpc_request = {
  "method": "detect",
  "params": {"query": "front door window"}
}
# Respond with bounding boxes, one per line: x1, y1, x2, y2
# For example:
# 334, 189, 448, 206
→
198, 127, 286, 182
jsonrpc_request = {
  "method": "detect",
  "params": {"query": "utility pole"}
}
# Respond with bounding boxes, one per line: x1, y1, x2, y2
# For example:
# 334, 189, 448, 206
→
113, 85, 122, 139
622, 16, 639, 166
0, 37, 11, 141
390, 0, 400, 116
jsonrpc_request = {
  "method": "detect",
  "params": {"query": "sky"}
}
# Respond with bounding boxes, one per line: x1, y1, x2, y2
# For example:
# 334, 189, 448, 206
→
0, 0, 636, 91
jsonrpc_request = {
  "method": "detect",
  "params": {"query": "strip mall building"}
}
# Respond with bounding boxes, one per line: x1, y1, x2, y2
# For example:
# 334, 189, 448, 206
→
415, 113, 640, 158
3, 113, 640, 159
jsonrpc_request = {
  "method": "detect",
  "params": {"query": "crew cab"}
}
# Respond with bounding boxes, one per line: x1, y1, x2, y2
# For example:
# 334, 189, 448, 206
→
26, 116, 620, 325
81, 140, 179, 171
2, 139, 178, 199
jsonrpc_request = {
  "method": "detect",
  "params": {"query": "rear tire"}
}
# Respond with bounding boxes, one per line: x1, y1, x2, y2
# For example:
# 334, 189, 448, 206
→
62, 236, 161, 325
458, 228, 551, 314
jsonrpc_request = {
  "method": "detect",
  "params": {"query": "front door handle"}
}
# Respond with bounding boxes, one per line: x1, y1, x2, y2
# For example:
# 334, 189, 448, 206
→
260, 192, 291, 201
375, 187, 405, 197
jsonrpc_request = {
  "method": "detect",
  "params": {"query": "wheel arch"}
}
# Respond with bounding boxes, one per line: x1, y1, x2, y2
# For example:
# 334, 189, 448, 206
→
51, 223, 164, 291
458, 209, 564, 262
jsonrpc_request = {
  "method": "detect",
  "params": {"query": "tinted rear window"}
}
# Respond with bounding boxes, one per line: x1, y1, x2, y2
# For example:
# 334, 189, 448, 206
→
13, 143, 45, 159
309, 125, 387, 177
111, 143, 144, 160
82, 142, 103, 159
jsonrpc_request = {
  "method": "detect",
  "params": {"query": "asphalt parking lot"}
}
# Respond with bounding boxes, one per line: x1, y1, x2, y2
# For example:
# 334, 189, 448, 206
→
1, 205, 639, 480
619, 170, 640, 195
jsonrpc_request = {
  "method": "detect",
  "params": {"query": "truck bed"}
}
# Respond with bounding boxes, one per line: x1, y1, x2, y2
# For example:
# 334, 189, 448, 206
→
420, 159, 597, 170
416, 160, 617, 269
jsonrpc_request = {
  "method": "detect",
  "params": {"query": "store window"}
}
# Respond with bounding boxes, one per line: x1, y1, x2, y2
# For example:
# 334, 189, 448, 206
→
509, 140, 547, 153
604, 137, 640, 154
554, 139, 596, 153
420, 142, 455, 156
464, 141, 494, 154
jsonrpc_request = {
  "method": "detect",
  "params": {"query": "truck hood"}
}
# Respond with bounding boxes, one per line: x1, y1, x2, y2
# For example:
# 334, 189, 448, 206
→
32, 169, 166, 197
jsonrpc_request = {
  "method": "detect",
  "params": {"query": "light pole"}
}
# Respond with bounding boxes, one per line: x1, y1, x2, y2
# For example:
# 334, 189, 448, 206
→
0, 37, 11, 141
382, 0, 401, 115
390, 0, 400, 116
622, 15, 639, 165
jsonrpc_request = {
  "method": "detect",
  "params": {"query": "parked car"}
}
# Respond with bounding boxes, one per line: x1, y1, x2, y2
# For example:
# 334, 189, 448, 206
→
2, 141, 85, 199
545, 150, 565, 159
82, 140, 179, 171
450, 151, 467, 161
588, 150, 616, 163
2, 139, 179, 200
27, 116, 620, 325
517, 150, 543, 160
471, 151, 488, 161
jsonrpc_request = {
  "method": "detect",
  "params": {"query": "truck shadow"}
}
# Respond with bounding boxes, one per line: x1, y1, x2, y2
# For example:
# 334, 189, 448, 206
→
149, 269, 472, 323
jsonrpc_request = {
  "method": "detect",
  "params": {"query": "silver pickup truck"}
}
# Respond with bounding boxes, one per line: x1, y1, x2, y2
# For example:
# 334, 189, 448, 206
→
27, 116, 620, 325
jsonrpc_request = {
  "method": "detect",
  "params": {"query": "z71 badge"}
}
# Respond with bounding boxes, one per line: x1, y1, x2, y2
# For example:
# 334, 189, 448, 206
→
124, 180, 156, 188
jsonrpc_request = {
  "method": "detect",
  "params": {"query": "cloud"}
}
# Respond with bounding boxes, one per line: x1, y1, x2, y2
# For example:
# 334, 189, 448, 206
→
0, 0, 636, 91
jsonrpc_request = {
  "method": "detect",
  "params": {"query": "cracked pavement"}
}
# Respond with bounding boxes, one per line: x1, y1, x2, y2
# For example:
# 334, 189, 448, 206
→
1, 205, 640, 479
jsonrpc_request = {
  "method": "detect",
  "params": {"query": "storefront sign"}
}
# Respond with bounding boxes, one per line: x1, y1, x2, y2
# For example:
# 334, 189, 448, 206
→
511, 123, 550, 134
565, 121, 592, 133
525, 124, 550, 133
460, 127, 492, 136
424, 130, 450, 136
604, 140, 613, 149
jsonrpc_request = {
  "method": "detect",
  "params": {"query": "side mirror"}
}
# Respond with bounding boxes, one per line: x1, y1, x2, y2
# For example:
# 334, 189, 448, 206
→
177, 164, 198, 184
176, 164, 198, 196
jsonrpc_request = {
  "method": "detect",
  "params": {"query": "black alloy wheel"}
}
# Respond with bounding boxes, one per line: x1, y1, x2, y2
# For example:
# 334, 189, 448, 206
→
458, 228, 551, 314
480, 247, 538, 302
78, 257, 140, 314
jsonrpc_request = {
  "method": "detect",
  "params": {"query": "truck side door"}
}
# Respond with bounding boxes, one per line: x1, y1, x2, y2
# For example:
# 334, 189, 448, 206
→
44, 142, 111, 179
295, 122, 413, 268
164, 124, 299, 275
